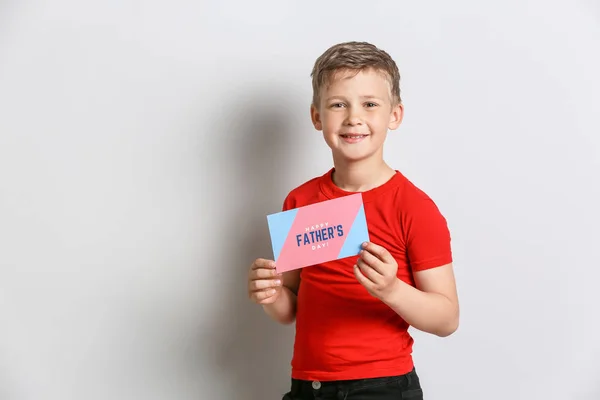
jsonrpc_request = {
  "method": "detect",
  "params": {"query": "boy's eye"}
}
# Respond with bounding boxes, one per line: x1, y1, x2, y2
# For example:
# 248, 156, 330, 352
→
365, 102, 378, 107
330, 103, 345, 108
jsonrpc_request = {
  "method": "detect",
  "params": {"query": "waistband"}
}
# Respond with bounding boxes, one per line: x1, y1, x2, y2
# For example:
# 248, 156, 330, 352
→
290, 367, 417, 398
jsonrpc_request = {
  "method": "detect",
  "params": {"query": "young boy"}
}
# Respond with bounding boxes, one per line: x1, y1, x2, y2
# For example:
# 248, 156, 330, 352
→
247, 41, 459, 400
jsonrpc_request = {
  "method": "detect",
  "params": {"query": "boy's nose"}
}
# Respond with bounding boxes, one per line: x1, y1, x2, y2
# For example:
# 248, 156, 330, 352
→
344, 110, 363, 125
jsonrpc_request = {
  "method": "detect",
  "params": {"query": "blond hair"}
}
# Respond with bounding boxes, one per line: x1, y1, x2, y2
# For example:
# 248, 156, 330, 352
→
310, 41, 401, 107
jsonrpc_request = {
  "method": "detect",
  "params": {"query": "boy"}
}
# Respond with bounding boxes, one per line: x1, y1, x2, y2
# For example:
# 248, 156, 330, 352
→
247, 41, 459, 400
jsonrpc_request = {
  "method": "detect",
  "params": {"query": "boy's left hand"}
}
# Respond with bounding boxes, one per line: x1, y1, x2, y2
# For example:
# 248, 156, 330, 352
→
354, 242, 399, 300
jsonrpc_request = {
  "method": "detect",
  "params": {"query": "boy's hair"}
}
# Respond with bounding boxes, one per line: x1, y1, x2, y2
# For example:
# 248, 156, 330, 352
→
310, 41, 402, 107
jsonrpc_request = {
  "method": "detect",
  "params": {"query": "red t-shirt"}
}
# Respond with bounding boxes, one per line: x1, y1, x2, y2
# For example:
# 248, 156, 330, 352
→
282, 168, 453, 381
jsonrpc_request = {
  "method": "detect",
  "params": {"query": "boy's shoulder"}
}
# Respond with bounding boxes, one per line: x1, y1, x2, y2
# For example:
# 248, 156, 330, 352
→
398, 172, 437, 202
395, 172, 447, 217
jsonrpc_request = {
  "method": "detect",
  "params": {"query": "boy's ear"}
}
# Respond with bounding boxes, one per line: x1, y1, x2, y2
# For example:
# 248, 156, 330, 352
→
310, 104, 323, 131
388, 103, 404, 130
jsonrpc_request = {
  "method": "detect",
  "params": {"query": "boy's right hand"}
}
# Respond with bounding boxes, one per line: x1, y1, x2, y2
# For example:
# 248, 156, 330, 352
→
247, 258, 283, 304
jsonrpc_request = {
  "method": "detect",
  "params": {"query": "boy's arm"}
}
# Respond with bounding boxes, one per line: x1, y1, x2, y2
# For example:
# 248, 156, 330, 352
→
262, 269, 301, 325
355, 243, 459, 337
383, 194, 458, 337
381, 262, 459, 337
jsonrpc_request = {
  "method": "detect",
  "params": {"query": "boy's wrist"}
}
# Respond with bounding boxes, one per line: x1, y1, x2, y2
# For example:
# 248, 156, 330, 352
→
379, 277, 404, 305
261, 287, 297, 325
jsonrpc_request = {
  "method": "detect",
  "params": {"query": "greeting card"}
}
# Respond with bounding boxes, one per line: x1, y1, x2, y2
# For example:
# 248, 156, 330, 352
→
266, 193, 369, 273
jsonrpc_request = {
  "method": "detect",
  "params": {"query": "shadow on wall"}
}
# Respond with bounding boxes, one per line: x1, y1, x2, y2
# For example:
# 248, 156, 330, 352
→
209, 88, 304, 400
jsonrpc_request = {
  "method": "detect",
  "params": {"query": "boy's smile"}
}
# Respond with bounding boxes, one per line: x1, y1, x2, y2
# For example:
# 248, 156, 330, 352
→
310, 68, 403, 164
340, 133, 369, 144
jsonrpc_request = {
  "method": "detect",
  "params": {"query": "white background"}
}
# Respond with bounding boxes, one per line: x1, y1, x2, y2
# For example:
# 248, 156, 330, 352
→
1, 1, 599, 399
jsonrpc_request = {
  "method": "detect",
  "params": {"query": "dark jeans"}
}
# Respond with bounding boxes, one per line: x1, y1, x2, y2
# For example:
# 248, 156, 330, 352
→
282, 368, 423, 400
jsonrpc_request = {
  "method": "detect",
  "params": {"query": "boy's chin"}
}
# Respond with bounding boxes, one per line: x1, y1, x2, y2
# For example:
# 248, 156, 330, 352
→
332, 149, 378, 164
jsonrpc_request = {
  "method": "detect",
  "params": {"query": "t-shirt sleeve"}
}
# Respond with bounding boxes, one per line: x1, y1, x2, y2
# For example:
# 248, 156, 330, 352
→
282, 192, 296, 212
405, 197, 453, 272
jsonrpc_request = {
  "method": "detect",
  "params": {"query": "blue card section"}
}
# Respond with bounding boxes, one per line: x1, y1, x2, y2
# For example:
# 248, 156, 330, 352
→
337, 204, 369, 259
266, 208, 298, 260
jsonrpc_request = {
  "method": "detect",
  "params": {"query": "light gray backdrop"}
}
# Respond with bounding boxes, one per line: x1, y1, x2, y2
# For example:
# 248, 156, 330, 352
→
1, 1, 599, 399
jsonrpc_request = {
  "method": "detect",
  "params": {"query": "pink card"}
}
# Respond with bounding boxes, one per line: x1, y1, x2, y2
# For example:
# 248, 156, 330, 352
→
266, 193, 369, 273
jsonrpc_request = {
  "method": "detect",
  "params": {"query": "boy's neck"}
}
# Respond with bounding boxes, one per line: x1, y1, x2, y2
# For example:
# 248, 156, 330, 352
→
331, 157, 396, 193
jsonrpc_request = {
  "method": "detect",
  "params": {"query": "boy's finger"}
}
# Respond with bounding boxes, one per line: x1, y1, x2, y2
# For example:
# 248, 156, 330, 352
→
361, 242, 394, 263
251, 279, 282, 291
356, 259, 379, 283
354, 264, 375, 289
252, 258, 276, 269
252, 288, 278, 301
251, 267, 281, 279
358, 250, 384, 274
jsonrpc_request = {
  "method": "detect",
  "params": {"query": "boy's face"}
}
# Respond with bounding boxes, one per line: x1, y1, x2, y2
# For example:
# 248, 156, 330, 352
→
310, 68, 403, 164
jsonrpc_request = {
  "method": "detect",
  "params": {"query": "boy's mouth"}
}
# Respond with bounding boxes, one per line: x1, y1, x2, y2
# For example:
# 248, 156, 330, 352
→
340, 133, 369, 143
